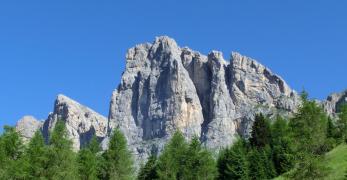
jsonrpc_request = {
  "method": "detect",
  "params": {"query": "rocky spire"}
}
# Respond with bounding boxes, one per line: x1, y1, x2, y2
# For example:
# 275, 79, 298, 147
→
42, 94, 108, 151
15, 94, 107, 151
108, 36, 204, 160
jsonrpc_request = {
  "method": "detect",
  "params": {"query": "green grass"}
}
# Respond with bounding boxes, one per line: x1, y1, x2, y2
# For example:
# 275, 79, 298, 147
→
324, 144, 347, 180
274, 144, 347, 180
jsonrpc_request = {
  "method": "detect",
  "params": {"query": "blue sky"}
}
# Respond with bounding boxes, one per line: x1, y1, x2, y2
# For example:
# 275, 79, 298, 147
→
1, 0, 346, 129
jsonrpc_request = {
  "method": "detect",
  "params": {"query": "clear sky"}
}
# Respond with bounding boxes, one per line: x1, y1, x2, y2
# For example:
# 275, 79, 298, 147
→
1, 0, 346, 129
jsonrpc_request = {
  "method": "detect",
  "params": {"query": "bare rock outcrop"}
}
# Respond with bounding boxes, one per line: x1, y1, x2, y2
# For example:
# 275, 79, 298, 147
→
16, 95, 107, 151
15, 116, 43, 143
15, 36, 302, 164
324, 90, 347, 116
108, 36, 300, 162
108, 37, 204, 159
42, 94, 108, 151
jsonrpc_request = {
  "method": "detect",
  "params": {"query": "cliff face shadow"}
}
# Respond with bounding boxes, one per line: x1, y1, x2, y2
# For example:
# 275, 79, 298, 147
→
79, 127, 103, 149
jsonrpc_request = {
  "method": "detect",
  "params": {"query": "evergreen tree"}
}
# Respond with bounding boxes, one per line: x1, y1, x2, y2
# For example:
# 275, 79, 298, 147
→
248, 148, 267, 180
327, 117, 337, 139
217, 138, 249, 180
88, 135, 101, 154
77, 136, 101, 180
0, 132, 4, 176
25, 130, 48, 179
137, 154, 158, 180
248, 146, 276, 180
0, 126, 28, 179
289, 92, 328, 155
45, 120, 78, 179
156, 131, 188, 180
182, 136, 217, 180
261, 146, 277, 178
0, 126, 24, 161
325, 117, 338, 151
103, 128, 134, 180
271, 116, 294, 175
288, 92, 328, 179
336, 104, 347, 143
249, 113, 272, 148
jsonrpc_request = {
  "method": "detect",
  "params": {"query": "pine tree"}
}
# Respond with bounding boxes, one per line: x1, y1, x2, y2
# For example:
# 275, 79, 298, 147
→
288, 91, 328, 179
77, 136, 101, 180
45, 120, 78, 179
25, 130, 49, 179
217, 138, 249, 180
88, 135, 101, 154
336, 104, 347, 143
0, 126, 24, 161
289, 92, 328, 155
271, 116, 294, 175
182, 136, 217, 180
0, 132, 4, 176
248, 146, 277, 180
137, 154, 158, 180
103, 128, 134, 180
156, 131, 188, 180
0, 126, 28, 179
325, 117, 338, 151
248, 148, 266, 180
327, 117, 336, 139
249, 113, 272, 148
262, 146, 277, 178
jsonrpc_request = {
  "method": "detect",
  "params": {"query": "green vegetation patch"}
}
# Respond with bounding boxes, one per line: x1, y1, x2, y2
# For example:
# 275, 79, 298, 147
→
324, 144, 347, 180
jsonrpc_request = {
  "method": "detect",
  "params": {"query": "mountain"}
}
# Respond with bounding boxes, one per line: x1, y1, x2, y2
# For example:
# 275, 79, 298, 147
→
15, 36, 346, 163
324, 90, 347, 116
17, 94, 107, 151
15, 116, 43, 143
107, 36, 299, 161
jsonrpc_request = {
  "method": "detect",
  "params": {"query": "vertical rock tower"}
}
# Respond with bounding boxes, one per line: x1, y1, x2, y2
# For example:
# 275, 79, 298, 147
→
108, 36, 299, 160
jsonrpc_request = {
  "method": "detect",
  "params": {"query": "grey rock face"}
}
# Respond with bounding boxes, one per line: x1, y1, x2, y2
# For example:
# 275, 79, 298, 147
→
108, 37, 204, 159
16, 116, 43, 143
42, 94, 108, 151
229, 52, 299, 136
108, 36, 300, 162
323, 90, 347, 116
16, 95, 108, 151
14, 36, 302, 164
182, 49, 237, 149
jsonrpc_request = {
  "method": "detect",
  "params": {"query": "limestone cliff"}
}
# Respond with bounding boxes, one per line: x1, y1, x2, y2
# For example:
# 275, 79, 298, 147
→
16, 94, 107, 151
324, 90, 347, 116
18, 36, 345, 164
108, 36, 300, 161
15, 116, 43, 143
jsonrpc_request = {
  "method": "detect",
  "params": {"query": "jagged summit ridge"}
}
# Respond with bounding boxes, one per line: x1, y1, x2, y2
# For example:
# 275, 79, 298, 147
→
16, 94, 107, 151
13, 36, 347, 165
108, 36, 300, 161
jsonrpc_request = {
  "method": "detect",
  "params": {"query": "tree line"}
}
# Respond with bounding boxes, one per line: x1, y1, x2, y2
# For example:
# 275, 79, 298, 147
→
1, 91, 347, 180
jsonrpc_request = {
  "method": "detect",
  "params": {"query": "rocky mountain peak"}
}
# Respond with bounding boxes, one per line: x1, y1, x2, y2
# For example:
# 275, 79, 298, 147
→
324, 90, 347, 116
108, 36, 300, 162
15, 116, 43, 143
152, 36, 179, 52
15, 94, 107, 151
18, 36, 342, 165
43, 94, 107, 151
